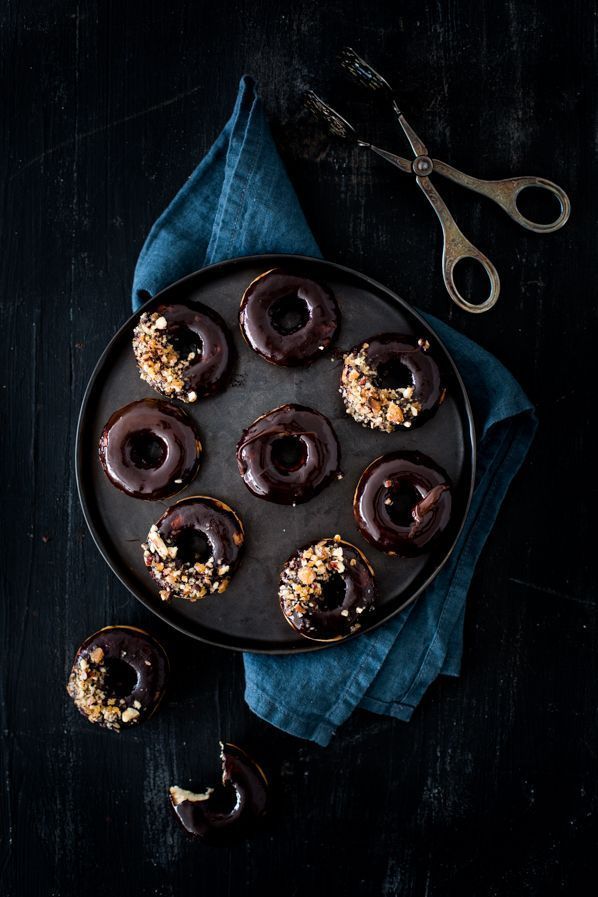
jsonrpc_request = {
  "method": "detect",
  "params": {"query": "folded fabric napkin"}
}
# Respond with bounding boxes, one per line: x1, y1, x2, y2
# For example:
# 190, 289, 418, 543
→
132, 76, 537, 746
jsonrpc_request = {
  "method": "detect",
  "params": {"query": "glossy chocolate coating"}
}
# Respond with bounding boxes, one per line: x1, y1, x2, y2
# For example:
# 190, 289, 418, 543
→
157, 301, 234, 398
354, 451, 452, 556
98, 398, 201, 500
236, 403, 341, 505
156, 496, 244, 573
239, 268, 340, 366
72, 625, 169, 726
365, 333, 444, 424
280, 539, 377, 642
170, 743, 269, 844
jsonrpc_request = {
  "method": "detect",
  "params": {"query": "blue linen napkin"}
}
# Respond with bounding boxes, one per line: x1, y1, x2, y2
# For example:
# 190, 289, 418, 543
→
132, 76, 537, 746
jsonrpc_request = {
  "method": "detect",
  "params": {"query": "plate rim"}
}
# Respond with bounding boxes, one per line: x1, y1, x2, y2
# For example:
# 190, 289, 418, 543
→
75, 253, 477, 654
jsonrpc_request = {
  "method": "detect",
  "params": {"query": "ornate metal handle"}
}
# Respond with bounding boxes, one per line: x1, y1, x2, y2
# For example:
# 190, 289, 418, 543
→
417, 176, 500, 314
433, 160, 571, 234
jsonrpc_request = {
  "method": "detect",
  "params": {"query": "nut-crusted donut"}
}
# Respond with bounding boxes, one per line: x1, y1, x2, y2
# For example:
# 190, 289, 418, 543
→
98, 398, 202, 500
354, 451, 452, 556
236, 403, 341, 505
239, 268, 340, 366
340, 333, 445, 432
279, 535, 376, 642
66, 625, 169, 731
143, 496, 244, 602
133, 302, 234, 403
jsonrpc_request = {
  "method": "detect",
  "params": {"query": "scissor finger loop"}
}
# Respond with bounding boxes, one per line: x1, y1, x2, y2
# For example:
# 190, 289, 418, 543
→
486, 176, 571, 233
443, 237, 501, 315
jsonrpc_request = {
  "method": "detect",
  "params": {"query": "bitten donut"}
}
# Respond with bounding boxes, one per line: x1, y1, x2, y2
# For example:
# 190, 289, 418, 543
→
239, 268, 340, 366
340, 333, 446, 432
169, 743, 269, 844
66, 625, 169, 732
236, 403, 341, 505
354, 451, 452, 556
133, 302, 234, 403
98, 398, 202, 500
279, 535, 376, 642
143, 496, 244, 602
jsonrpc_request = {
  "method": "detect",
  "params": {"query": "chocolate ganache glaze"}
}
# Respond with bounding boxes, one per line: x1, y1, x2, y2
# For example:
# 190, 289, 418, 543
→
354, 451, 452, 556
239, 268, 340, 366
236, 403, 341, 505
98, 398, 202, 500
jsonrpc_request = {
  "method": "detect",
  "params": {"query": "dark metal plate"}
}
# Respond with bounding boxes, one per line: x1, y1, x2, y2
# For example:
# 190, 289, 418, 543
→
76, 254, 475, 653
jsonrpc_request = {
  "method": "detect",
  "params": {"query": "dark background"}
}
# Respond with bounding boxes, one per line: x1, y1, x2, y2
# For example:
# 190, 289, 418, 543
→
1, 1, 596, 895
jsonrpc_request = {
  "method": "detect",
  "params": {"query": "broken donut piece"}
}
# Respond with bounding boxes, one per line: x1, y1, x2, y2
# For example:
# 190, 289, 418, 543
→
169, 743, 269, 844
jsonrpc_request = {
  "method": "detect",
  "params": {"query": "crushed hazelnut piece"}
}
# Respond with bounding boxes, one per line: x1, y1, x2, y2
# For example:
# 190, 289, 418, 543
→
121, 707, 140, 724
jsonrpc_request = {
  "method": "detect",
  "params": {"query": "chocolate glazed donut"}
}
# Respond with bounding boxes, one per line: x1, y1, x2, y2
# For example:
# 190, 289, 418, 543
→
143, 496, 244, 602
133, 302, 234, 402
66, 625, 169, 731
98, 398, 202, 500
340, 333, 446, 432
239, 268, 340, 366
236, 403, 341, 505
354, 451, 452, 556
279, 537, 377, 642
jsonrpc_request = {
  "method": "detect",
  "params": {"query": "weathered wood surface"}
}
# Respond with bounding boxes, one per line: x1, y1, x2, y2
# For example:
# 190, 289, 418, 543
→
1, 1, 596, 894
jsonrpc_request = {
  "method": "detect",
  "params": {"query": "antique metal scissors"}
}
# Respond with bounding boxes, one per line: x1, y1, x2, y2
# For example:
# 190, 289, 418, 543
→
305, 47, 570, 314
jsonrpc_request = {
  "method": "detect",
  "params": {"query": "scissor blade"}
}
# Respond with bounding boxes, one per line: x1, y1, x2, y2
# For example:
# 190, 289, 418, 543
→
396, 114, 428, 158
369, 145, 412, 174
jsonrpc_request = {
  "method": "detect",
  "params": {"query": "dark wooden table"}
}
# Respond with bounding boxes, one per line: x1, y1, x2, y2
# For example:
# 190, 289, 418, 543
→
2, 2, 596, 894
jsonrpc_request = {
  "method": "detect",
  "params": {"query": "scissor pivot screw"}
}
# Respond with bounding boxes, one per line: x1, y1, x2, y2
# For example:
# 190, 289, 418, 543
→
413, 155, 433, 176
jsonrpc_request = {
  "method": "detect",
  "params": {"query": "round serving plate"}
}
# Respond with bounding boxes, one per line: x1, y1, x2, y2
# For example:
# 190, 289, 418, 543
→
76, 254, 475, 653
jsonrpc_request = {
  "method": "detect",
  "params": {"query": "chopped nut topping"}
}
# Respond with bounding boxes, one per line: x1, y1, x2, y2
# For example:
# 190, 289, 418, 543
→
132, 310, 200, 403
121, 707, 140, 724
67, 655, 122, 731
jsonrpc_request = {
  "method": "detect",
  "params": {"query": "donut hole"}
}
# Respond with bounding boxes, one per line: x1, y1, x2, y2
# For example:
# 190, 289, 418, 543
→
173, 526, 212, 565
319, 573, 347, 611
271, 436, 307, 472
127, 430, 167, 470
385, 481, 422, 527
374, 358, 413, 391
168, 325, 203, 361
103, 657, 138, 698
268, 294, 309, 335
